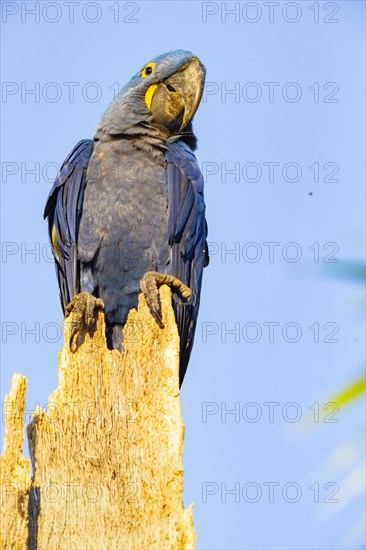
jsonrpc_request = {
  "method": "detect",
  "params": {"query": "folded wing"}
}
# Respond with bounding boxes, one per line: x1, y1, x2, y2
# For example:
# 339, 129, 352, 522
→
166, 141, 209, 383
44, 139, 94, 312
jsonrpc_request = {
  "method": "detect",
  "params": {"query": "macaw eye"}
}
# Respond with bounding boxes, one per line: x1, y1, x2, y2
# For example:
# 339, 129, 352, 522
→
141, 63, 156, 78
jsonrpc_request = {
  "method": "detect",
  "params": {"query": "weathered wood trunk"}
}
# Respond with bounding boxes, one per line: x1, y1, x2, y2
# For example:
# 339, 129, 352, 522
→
0, 374, 31, 550
0, 287, 196, 549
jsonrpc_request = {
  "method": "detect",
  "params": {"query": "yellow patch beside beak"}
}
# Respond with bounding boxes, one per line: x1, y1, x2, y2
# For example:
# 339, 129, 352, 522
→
145, 84, 158, 110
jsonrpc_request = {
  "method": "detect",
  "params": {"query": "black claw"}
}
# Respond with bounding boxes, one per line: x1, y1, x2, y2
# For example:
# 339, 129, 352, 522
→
155, 314, 164, 329
140, 271, 191, 329
65, 292, 104, 352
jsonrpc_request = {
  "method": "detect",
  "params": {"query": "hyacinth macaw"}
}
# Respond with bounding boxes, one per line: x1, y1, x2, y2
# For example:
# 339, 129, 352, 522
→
44, 50, 209, 384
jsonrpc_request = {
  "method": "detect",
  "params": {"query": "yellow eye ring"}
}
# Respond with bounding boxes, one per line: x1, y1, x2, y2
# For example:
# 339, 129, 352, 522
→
141, 62, 156, 78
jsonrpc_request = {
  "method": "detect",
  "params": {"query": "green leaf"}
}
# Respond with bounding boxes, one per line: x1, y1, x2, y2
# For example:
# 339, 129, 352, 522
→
329, 375, 366, 409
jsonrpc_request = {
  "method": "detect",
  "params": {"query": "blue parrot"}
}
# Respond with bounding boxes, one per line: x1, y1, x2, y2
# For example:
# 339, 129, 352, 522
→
44, 50, 209, 384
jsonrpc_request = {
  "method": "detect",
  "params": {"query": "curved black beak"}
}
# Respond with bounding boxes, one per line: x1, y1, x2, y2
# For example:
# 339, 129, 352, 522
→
149, 58, 205, 133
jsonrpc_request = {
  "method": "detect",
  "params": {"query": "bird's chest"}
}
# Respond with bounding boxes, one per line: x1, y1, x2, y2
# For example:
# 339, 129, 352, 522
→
83, 141, 169, 248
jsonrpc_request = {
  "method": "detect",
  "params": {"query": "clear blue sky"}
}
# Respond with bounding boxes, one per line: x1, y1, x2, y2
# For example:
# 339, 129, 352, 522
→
1, 1, 365, 548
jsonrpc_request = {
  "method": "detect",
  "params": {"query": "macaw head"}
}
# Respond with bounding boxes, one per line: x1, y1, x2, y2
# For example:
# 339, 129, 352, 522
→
100, 50, 206, 147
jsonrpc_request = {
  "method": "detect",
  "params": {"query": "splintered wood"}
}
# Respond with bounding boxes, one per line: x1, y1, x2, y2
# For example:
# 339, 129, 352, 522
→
1, 287, 196, 549
0, 374, 31, 549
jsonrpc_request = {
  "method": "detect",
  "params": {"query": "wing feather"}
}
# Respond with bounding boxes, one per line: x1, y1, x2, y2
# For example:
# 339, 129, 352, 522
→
166, 141, 209, 383
44, 139, 94, 312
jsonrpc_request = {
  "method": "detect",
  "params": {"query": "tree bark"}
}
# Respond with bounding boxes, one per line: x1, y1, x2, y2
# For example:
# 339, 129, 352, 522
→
1, 287, 196, 549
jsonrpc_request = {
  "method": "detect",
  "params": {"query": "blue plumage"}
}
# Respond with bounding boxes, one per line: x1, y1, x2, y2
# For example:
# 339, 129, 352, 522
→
44, 50, 208, 384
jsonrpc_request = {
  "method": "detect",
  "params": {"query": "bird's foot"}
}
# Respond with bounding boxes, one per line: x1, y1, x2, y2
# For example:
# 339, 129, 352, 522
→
140, 271, 191, 328
65, 292, 104, 352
